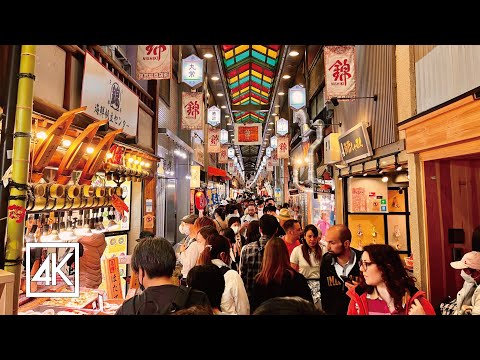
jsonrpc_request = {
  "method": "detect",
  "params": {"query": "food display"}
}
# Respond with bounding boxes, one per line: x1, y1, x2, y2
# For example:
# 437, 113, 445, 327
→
42, 288, 100, 309
102, 300, 123, 315
19, 305, 100, 315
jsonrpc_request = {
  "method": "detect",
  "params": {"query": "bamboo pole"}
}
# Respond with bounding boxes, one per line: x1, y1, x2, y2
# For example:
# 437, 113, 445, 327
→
4, 45, 36, 314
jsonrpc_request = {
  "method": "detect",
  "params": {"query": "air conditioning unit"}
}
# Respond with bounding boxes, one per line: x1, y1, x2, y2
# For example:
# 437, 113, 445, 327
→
324, 133, 341, 164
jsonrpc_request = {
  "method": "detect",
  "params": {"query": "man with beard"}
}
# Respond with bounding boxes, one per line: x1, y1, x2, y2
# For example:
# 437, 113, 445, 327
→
320, 224, 362, 315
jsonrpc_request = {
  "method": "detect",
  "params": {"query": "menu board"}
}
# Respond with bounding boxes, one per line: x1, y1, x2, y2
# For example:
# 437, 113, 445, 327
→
348, 178, 388, 213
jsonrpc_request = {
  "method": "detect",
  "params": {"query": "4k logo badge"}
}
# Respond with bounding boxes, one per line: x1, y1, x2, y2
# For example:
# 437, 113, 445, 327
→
26, 243, 79, 298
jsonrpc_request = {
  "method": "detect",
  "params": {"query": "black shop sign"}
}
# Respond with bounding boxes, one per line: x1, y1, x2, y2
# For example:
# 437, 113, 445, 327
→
338, 122, 373, 164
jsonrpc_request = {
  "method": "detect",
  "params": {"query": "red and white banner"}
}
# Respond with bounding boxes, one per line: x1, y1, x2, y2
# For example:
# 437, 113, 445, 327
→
136, 45, 172, 80
208, 128, 221, 153
181, 92, 204, 130
227, 159, 234, 173
277, 135, 289, 159
267, 158, 273, 172
324, 46, 356, 101
234, 123, 262, 145
218, 145, 228, 163
271, 149, 279, 166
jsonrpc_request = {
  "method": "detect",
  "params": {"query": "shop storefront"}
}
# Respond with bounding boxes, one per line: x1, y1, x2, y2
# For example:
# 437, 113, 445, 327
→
399, 88, 480, 307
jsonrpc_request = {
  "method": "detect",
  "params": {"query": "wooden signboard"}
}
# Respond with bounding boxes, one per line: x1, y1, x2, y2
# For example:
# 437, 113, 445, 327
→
104, 257, 123, 300
338, 122, 373, 164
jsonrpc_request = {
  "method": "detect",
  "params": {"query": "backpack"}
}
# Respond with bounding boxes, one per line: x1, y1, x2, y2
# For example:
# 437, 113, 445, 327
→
219, 266, 231, 276
135, 285, 192, 315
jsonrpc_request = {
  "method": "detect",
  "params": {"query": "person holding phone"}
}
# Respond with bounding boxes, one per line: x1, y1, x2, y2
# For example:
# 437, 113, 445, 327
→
320, 225, 362, 315
346, 244, 435, 315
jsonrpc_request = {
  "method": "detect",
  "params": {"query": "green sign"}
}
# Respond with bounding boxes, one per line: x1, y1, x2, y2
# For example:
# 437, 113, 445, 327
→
338, 122, 373, 163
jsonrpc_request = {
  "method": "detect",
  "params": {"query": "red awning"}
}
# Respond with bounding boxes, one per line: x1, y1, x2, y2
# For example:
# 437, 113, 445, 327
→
208, 166, 227, 177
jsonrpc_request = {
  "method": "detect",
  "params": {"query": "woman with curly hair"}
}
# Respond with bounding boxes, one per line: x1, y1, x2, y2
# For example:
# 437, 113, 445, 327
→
346, 244, 435, 315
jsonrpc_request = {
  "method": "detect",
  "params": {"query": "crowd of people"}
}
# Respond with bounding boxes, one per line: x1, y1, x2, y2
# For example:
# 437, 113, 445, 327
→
114, 194, 478, 316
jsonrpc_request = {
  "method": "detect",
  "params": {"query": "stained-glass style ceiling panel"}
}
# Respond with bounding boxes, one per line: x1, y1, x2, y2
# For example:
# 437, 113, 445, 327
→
221, 45, 281, 105
233, 111, 266, 124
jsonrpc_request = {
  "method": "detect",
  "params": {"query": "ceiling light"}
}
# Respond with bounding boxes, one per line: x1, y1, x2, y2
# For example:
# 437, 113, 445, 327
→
282, 74, 291, 80
217, 93, 224, 97
211, 76, 219, 81
36, 131, 47, 140
62, 139, 72, 147
278, 92, 285, 96
275, 104, 280, 108
269, 122, 274, 125
225, 115, 230, 118
289, 50, 300, 57
271, 113, 277, 116
86, 147, 94, 154
221, 105, 226, 109
382, 176, 389, 183
204, 53, 214, 59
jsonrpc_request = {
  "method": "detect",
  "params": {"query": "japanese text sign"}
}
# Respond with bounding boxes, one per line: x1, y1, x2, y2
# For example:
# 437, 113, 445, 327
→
338, 122, 373, 163
82, 52, 139, 137
218, 145, 228, 164
208, 128, 221, 153
277, 135, 290, 159
181, 92, 204, 130
136, 45, 172, 80
207, 106, 221, 127
325, 45, 356, 100
234, 123, 262, 145
182, 54, 204, 88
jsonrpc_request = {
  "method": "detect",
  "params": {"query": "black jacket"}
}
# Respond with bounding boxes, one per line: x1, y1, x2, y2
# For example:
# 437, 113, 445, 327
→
251, 270, 313, 312
115, 284, 210, 315
320, 248, 363, 315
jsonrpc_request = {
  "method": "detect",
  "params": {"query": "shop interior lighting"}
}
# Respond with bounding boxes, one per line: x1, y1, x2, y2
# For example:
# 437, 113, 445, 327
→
106, 152, 113, 159
282, 74, 291, 79
128, 157, 134, 163
211, 76, 219, 81
86, 147, 94, 154
278, 92, 285, 96
376, 159, 384, 174
382, 176, 389, 183
289, 50, 299, 57
140, 161, 145, 166
363, 163, 368, 176
204, 53, 214, 59
62, 139, 72, 147
145, 162, 151, 168
36, 131, 47, 140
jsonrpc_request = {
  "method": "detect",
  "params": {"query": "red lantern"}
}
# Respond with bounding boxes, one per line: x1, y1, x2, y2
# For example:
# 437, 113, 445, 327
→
195, 191, 207, 210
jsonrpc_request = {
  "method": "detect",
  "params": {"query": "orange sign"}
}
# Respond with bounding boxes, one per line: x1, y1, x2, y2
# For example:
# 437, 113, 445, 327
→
144, 214, 155, 229
104, 257, 123, 300
238, 125, 259, 143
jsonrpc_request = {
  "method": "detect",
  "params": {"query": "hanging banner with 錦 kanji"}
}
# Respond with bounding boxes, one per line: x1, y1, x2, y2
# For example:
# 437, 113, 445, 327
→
324, 45, 356, 101
208, 128, 221, 153
234, 123, 262, 145
267, 158, 273, 172
181, 92, 204, 130
218, 145, 228, 163
271, 149, 279, 166
277, 135, 289, 159
136, 45, 172, 80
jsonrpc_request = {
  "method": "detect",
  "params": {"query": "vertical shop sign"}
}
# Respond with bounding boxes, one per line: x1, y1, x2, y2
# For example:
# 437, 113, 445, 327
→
207, 106, 221, 127
181, 92, 204, 130
193, 142, 204, 166
271, 149, 279, 165
277, 135, 290, 158
190, 165, 200, 188
81, 52, 139, 137
289, 85, 306, 110
182, 54, 204, 88
136, 45, 172, 80
208, 128, 221, 153
104, 257, 123, 299
267, 158, 273, 171
218, 145, 228, 164
324, 45, 356, 101
227, 159, 234, 173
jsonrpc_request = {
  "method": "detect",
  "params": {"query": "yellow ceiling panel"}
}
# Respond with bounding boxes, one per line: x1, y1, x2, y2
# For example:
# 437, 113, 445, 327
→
239, 71, 249, 80
251, 70, 262, 79
240, 98, 249, 104
229, 76, 238, 84
267, 49, 277, 58
264, 75, 272, 83
252, 45, 266, 54
240, 88, 249, 94
232, 91, 240, 98
236, 45, 249, 54
225, 49, 234, 59
261, 91, 268, 97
